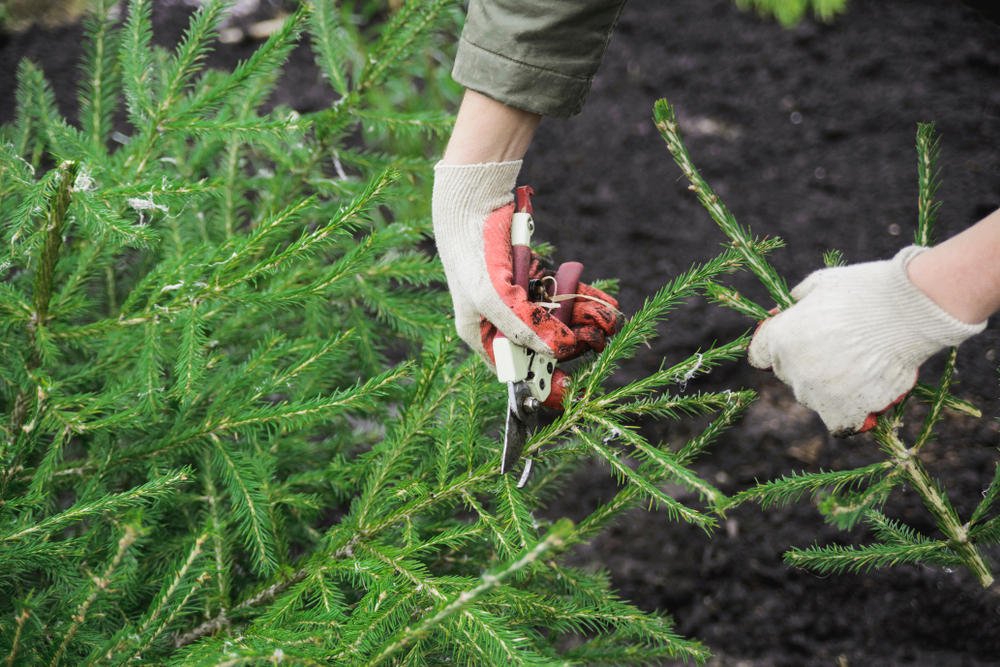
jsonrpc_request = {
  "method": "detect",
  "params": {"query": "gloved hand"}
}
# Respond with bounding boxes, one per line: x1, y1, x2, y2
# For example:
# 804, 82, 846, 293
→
748, 246, 987, 437
432, 161, 620, 408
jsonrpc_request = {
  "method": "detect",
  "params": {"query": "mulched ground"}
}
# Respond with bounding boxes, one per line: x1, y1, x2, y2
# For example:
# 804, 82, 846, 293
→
3, 0, 1000, 664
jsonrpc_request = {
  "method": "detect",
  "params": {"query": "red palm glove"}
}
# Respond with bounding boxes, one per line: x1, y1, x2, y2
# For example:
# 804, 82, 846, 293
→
478, 201, 620, 409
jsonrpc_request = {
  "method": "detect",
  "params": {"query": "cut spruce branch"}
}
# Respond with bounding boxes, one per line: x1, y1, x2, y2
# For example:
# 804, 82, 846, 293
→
655, 96, 997, 587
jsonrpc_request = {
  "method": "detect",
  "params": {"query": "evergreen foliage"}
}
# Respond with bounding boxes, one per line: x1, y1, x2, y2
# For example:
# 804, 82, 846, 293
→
0, 2, 783, 664
656, 100, 1000, 588
735, 0, 849, 26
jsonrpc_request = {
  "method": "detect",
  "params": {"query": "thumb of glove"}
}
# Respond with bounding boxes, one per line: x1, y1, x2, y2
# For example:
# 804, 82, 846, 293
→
747, 317, 775, 371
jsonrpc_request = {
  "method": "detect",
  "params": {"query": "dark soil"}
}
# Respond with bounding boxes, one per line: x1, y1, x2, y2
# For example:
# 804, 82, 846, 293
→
3, 0, 1000, 665
526, 1, 1000, 665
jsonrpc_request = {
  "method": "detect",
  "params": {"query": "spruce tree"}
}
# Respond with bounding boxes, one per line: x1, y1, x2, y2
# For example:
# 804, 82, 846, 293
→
0, 2, 787, 664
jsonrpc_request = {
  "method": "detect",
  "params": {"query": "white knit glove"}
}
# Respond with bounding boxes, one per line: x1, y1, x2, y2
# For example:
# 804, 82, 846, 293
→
748, 246, 987, 437
432, 160, 551, 362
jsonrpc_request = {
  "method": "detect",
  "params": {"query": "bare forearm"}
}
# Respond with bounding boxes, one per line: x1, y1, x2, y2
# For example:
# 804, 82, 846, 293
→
907, 207, 1000, 324
441, 90, 541, 165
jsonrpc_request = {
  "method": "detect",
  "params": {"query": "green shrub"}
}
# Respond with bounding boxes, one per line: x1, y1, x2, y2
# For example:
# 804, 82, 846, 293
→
0, 1, 775, 664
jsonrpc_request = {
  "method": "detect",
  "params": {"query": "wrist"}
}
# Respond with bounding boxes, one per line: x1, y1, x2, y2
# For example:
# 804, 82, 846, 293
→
441, 90, 541, 165
905, 208, 1000, 325
907, 245, 994, 325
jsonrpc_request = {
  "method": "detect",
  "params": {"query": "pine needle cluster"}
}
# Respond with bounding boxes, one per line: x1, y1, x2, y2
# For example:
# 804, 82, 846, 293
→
656, 99, 1000, 588
0, 1, 780, 664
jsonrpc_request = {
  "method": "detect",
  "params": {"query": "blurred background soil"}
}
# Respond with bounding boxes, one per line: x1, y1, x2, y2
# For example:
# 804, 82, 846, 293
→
3, 0, 1000, 664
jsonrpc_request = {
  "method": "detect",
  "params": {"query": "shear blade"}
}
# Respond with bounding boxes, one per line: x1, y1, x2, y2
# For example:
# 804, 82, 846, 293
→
501, 382, 528, 475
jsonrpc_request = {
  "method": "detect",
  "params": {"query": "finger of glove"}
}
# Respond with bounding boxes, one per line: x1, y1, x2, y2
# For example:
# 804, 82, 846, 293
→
480, 300, 580, 361
571, 323, 610, 354
541, 368, 572, 410
856, 383, 915, 434
453, 293, 493, 364
570, 283, 620, 334
546, 325, 607, 363
815, 371, 919, 438
541, 282, 618, 359
789, 269, 829, 302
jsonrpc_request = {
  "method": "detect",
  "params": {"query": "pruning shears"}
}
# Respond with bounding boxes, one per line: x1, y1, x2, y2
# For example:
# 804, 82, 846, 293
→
493, 186, 582, 486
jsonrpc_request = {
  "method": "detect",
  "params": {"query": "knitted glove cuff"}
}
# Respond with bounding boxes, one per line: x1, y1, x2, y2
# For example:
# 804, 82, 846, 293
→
432, 161, 522, 232
882, 245, 987, 366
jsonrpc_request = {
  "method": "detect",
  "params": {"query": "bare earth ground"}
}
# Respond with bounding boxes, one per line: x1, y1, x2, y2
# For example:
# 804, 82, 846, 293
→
2, 0, 1000, 665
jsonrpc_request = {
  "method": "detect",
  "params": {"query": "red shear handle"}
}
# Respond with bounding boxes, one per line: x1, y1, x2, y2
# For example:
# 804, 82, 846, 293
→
512, 245, 531, 292
552, 262, 582, 325
517, 185, 534, 214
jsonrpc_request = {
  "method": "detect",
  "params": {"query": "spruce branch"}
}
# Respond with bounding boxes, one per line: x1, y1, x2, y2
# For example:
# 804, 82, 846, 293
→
124, 537, 212, 665
5, 159, 59, 250
817, 469, 905, 530
305, 0, 351, 97
119, 0, 156, 127
179, 7, 306, 122
723, 462, 895, 510
354, 0, 456, 97
915, 122, 942, 247
173, 567, 313, 648
19, 61, 88, 164
498, 474, 540, 551
211, 434, 279, 576
4, 604, 31, 667
654, 99, 793, 310
872, 419, 993, 586
201, 449, 232, 615
578, 247, 760, 399
157, 115, 313, 140
355, 109, 455, 139
970, 517, 1000, 545
47, 523, 139, 667
362, 520, 573, 667
8, 162, 76, 434
78, 0, 122, 155
31, 161, 76, 327
632, 441, 727, 508
580, 426, 717, 532
158, 0, 233, 114
0, 140, 35, 187
1, 468, 190, 543
912, 346, 958, 454
462, 492, 519, 559
970, 461, 1000, 527
572, 397, 752, 545
784, 539, 963, 576
704, 281, 771, 320
910, 381, 981, 417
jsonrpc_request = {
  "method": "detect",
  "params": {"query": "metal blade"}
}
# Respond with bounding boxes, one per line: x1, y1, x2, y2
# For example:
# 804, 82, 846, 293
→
501, 382, 527, 475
